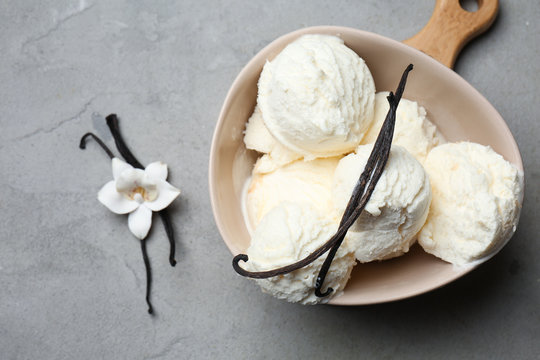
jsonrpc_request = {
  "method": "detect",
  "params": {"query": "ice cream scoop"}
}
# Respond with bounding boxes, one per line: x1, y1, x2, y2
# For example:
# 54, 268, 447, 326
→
243, 105, 302, 172
418, 142, 524, 266
362, 92, 445, 163
244, 202, 356, 304
257, 34, 375, 159
333, 145, 432, 262
245, 156, 340, 230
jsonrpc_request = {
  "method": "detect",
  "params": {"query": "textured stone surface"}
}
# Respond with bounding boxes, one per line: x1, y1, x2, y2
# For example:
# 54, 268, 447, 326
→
1, 1, 539, 359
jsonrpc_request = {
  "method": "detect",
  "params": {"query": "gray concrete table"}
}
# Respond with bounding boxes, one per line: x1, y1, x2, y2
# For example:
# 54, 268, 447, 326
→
1, 1, 538, 359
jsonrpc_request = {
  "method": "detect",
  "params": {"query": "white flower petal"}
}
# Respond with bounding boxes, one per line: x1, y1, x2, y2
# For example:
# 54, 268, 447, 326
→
145, 161, 168, 180
144, 179, 181, 211
139, 174, 158, 201
116, 168, 145, 193
140, 174, 158, 191
98, 181, 139, 214
112, 158, 133, 180
128, 205, 153, 239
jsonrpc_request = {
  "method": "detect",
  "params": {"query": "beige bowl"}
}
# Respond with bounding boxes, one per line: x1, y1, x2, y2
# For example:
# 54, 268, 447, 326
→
209, 3, 523, 305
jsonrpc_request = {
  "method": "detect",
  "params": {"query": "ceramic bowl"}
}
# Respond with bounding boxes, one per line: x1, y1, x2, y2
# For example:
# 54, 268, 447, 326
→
209, 26, 523, 305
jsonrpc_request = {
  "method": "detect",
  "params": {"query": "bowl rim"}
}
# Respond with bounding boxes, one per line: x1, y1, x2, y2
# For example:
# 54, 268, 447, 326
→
208, 25, 524, 305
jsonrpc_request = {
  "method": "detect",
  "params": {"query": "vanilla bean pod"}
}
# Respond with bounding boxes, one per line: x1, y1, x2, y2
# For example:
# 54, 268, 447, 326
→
159, 209, 177, 266
314, 64, 413, 297
140, 238, 153, 314
79, 133, 115, 159
105, 114, 144, 169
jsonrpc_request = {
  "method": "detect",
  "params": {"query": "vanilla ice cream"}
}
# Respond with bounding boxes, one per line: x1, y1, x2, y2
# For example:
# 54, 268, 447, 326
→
362, 92, 444, 163
244, 202, 356, 304
244, 105, 302, 171
246, 156, 340, 229
257, 34, 375, 159
333, 145, 432, 262
418, 142, 523, 266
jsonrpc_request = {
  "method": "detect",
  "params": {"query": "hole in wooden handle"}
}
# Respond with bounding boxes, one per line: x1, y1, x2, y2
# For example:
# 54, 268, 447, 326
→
460, 0, 479, 12
403, 0, 498, 68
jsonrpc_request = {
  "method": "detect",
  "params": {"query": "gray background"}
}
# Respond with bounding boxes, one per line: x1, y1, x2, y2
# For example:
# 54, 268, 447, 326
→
1, 0, 538, 359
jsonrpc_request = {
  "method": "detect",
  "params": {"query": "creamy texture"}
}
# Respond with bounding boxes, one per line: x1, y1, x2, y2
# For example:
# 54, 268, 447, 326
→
244, 105, 302, 172
246, 156, 340, 228
244, 202, 356, 304
333, 145, 432, 262
362, 92, 444, 163
258, 34, 375, 159
418, 142, 523, 266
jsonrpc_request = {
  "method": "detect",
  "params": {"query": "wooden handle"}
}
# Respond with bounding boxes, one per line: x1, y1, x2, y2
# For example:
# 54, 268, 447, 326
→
403, 0, 498, 68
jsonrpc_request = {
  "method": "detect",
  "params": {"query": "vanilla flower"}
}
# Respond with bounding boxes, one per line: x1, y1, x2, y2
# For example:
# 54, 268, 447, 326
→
98, 158, 181, 239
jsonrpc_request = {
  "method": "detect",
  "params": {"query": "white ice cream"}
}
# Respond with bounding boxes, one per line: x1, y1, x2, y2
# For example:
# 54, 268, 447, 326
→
362, 92, 444, 163
244, 105, 302, 172
246, 156, 340, 229
244, 202, 356, 304
258, 34, 375, 159
333, 145, 432, 262
418, 142, 523, 266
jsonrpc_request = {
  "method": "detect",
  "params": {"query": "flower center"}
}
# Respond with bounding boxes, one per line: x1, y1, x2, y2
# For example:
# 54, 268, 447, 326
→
132, 186, 147, 199
126, 186, 158, 202
133, 187, 146, 203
